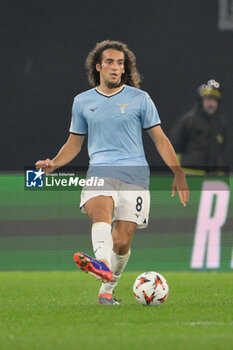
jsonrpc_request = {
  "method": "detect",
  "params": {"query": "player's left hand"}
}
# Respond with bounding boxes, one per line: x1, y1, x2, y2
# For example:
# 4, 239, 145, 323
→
171, 170, 189, 206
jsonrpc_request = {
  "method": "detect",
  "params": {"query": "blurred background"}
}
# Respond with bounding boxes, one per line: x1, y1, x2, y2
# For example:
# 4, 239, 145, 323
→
0, 0, 232, 271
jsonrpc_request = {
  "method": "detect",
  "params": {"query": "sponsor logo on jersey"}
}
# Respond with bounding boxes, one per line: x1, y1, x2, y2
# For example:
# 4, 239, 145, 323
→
90, 107, 99, 112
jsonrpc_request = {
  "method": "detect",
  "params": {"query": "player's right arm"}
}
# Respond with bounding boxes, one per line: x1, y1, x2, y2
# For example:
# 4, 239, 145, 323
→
35, 133, 85, 173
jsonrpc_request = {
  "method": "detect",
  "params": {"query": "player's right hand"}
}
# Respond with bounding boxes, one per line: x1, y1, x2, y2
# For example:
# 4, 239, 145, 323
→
35, 158, 56, 174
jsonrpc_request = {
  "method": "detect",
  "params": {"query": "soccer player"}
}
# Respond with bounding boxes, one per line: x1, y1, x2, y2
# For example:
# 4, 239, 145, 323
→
36, 40, 189, 305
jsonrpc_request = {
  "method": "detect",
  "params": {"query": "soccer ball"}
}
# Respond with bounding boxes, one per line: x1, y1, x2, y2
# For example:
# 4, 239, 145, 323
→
133, 271, 169, 306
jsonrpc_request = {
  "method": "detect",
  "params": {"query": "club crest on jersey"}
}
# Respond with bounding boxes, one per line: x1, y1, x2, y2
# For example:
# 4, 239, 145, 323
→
116, 104, 129, 114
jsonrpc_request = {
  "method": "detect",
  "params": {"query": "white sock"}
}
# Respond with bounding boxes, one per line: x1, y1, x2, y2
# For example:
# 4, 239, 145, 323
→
91, 222, 113, 266
99, 249, 131, 295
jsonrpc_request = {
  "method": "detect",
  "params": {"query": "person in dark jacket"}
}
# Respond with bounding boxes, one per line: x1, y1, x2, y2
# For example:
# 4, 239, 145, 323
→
171, 79, 227, 172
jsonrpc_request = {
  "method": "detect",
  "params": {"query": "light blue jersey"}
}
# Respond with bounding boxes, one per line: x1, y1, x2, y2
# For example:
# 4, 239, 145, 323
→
69, 85, 161, 188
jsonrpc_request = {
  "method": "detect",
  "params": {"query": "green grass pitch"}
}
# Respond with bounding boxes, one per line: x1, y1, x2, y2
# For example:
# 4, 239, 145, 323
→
0, 271, 232, 350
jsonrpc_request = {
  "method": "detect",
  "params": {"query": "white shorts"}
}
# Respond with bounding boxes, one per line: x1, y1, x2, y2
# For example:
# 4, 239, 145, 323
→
80, 177, 150, 229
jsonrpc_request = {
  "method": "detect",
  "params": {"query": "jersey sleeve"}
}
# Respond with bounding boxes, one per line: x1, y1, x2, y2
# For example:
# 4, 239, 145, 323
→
141, 93, 161, 129
69, 97, 88, 135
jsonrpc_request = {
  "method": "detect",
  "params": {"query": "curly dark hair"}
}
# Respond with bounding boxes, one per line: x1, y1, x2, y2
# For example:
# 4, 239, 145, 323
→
85, 40, 141, 88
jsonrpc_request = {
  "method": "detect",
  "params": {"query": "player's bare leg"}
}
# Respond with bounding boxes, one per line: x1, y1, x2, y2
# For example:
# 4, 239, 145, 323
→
112, 220, 136, 255
73, 196, 114, 282
98, 220, 136, 304
84, 196, 114, 225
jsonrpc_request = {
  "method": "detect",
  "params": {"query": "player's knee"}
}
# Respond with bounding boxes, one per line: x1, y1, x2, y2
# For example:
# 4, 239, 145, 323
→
113, 239, 130, 255
90, 208, 111, 223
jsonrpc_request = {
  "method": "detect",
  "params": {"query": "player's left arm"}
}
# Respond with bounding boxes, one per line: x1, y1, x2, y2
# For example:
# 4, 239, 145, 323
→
147, 125, 189, 206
